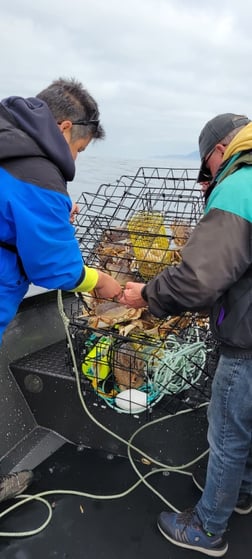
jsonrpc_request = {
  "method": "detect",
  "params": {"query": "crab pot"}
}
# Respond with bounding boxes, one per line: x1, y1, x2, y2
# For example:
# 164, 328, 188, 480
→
74, 166, 204, 282
68, 166, 217, 417
63, 167, 218, 456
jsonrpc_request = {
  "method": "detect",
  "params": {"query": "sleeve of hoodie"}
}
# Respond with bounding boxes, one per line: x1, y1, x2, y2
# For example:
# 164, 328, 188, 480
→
142, 176, 252, 318
12, 181, 95, 291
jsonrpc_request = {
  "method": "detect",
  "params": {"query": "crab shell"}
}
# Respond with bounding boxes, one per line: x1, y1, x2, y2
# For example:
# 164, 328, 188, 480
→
87, 301, 144, 329
113, 343, 145, 391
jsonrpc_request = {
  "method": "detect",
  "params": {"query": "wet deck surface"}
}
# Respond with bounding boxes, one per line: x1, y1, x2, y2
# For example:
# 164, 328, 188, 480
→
0, 442, 251, 559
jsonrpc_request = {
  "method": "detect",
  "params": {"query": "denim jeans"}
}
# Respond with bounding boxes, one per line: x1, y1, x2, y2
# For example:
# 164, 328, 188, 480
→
196, 354, 252, 535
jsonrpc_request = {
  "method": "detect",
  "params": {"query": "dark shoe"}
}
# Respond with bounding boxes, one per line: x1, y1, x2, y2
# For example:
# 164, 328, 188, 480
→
157, 508, 228, 557
235, 493, 252, 515
0, 471, 34, 503
192, 462, 252, 515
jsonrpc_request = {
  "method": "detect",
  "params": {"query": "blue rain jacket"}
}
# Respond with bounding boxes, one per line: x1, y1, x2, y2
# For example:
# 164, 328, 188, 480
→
0, 97, 84, 343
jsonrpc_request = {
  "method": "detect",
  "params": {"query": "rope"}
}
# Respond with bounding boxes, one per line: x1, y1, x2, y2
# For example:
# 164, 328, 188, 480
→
150, 334, 206, 397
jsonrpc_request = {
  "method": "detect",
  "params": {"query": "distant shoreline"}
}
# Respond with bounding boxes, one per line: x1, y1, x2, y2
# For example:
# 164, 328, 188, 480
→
152, 151, 199, 160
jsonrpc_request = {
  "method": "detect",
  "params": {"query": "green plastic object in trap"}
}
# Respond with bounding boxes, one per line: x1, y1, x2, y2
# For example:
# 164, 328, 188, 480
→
82, 336, 112, 381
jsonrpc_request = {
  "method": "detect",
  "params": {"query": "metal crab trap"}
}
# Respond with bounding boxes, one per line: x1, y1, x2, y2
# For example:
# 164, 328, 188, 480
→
66, 167, 218, 427
75, 166, 204, 274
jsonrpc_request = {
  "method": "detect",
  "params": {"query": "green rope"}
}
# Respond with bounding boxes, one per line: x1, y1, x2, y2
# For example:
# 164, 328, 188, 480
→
150, 333, 206, 397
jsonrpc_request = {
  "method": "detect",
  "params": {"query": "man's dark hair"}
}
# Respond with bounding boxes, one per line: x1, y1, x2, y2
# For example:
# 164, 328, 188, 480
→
36, 77, 105, 141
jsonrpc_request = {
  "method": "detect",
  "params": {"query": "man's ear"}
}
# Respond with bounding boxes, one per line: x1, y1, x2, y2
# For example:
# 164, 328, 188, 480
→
58, 120, 72, 133
216, 143, 227, 156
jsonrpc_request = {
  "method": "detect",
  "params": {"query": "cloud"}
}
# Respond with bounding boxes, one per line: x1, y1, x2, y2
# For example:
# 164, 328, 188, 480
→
1, 0, 252, 156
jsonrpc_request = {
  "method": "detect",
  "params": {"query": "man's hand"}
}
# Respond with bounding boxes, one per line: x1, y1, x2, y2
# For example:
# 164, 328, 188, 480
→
94, 270, 122, 300
119, 282, 147, 308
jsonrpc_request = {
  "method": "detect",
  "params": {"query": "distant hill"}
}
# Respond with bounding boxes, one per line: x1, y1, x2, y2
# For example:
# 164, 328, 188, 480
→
183, 151, 199, 160
153, 151, 199, 160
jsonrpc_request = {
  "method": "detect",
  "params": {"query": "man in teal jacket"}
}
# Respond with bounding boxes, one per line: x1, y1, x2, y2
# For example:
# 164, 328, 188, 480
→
120, 113, 252, 556
0, 78, 121, 502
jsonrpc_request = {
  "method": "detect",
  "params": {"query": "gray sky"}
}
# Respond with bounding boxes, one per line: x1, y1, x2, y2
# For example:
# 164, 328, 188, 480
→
1, 0, 252, 157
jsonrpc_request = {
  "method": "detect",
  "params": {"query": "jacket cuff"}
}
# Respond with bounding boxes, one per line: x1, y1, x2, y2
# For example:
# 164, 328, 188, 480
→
72, 266, 99, 292
141, 284, 148, 302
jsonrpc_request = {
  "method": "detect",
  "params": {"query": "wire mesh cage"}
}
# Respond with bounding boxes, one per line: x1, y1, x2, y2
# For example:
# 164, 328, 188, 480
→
74, 166, 204, 279
67, 167, 218, 422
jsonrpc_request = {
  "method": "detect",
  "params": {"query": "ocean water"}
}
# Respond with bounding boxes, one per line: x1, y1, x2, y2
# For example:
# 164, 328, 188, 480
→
70, 154, 200, 202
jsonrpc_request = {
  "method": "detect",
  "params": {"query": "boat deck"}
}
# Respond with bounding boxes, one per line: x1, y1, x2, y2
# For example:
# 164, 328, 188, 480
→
0, 439, 250, 558
0, 327, 250, 559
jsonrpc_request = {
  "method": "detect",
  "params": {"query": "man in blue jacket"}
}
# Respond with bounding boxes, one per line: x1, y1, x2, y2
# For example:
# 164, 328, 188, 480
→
0, 78, 121, 502
120, 113, 252, 556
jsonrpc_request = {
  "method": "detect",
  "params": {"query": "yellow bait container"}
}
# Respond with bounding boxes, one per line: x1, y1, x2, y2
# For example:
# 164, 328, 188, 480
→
128, 211, 171, 280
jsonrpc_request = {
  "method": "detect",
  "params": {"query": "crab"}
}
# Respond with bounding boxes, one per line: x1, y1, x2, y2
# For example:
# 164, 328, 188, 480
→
83, 300, 144, 329
95, 227, 138, 286
113, 342, 146, 391
170, 221, 192, 247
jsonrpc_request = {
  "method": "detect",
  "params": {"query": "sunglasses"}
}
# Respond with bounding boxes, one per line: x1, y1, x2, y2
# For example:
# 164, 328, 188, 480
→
202, 142, 228, 181
200, 146, 217, 181
57, 115, 100, 129
205, 146, 216, 165
71, 118, 100, 128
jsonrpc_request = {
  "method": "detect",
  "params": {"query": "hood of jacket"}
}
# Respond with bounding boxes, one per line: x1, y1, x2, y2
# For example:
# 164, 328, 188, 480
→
0, 96, 75, 181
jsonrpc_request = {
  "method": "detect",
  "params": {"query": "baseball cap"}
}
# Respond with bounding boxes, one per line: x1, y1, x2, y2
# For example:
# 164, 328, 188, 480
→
197, 113, 251, 183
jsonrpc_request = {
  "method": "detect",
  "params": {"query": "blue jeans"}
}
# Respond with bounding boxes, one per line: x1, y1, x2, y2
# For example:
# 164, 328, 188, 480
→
196, 354, 252, 535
